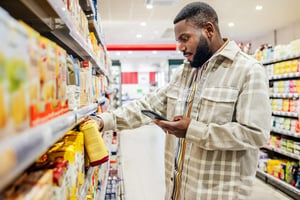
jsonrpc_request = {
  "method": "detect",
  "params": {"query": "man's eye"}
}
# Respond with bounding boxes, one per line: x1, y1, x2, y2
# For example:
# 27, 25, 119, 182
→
181, 36, 188, 42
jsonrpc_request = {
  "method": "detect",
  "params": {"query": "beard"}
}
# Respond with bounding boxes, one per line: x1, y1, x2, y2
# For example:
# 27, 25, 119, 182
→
189, 35, 212, 68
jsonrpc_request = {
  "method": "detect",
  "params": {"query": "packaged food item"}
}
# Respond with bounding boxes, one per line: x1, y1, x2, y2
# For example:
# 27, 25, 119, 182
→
55, 45, 68, 112
5, 170, 52, 200
79, 120, 109, 166
66, 55, 80, 110
0, 8, 10, 138
39, 36, 57, 121
6, 17, 30, 132
19, 21, 41, 127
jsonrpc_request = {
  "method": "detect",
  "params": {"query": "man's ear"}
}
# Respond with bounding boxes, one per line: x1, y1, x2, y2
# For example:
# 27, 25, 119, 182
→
204, 22, 214, 38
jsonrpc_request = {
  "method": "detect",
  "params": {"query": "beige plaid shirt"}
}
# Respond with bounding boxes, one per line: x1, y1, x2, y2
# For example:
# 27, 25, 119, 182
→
100, 41, 271, 200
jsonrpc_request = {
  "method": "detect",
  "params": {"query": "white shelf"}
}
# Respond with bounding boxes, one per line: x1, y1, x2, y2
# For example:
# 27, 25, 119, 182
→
74, 103, 98, 121
262, 52, 300, 65
271, 127, 300, 138
269, 72, 300, 80
47, 0, 106, 73
80, 167, 95, 199
270, 93, 300, 98
88, 19, 105, 46
263, 146, 300, 160
272, 111, 298, 118
0, 104, 98, 191
256, 169, 300, 199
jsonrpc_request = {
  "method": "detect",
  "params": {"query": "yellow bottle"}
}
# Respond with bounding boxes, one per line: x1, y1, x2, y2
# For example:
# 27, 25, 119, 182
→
79, 120, 109, 166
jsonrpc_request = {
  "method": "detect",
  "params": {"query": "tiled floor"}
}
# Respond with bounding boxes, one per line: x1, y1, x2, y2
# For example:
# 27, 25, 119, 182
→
119, 124, 293, 200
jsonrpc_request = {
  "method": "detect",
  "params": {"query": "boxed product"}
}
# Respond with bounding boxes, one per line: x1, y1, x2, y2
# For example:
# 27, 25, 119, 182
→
55, 45, 68, 112
5, 170, 53, 200
39, 36, 57, 121
19, 21, 41, 127
0, 8, 10, 138
6, 16, 30, 133
66, 55, 80, 110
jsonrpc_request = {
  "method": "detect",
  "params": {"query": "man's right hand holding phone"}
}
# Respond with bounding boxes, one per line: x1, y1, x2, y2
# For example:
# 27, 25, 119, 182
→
153, 115, 191, 138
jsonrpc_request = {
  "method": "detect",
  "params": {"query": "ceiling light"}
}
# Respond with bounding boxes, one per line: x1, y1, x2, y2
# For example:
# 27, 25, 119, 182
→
228, 22, 235, 27
140, 22, 147, 26
146, 4, 153, 9
116, 52, 120, 56
152, 51, 157, 54
136, 34, 142, 38
128, 51, 133, 54
256, 5, 263, 10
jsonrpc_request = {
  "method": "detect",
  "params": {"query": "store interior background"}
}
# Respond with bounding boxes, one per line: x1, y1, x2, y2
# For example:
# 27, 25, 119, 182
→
98, 1, 300, 199
99, 0, 300, 102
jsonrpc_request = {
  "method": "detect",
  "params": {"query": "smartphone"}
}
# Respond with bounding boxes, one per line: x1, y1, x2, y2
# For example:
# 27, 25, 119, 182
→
141, 110, 169, 121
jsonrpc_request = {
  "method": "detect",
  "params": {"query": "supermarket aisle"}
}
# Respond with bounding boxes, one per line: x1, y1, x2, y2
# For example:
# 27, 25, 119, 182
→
119, 124, 166, 200
119, 125, 292, 200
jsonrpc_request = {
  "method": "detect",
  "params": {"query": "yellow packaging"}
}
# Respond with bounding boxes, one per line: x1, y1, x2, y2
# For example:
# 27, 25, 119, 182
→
79, 120, 109, 166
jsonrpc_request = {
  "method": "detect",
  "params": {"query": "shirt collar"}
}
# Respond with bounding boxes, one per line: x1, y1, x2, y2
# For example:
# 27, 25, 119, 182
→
216, 39, 240, 61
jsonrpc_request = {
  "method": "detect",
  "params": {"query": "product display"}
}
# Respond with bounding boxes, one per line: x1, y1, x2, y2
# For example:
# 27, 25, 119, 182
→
257, 39, 300, 198
0, 0, 112, 199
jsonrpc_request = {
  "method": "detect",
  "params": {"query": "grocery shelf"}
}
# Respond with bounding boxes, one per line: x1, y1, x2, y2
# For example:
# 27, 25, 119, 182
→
0, 104, 99, 192
88, 19, 105, 46
0, 0, 109, 77
256, 169, 300, 199
98, 97, 107, 105
74, 103, 98, 121
269, 72, 300, 80
47, 0, 106, 75
79, 0, 96, 16
271, 127, 300, 138
270, 93, 300, 98
80, 167, 95, 199
272, 111, 298, 118
263, 146, 300, 160
96, 161, 110, 200
262, 52, 300, 65
0, 112, 75, 191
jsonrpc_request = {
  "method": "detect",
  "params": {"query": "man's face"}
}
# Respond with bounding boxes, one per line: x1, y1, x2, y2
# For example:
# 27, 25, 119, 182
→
174, 20, 212, 68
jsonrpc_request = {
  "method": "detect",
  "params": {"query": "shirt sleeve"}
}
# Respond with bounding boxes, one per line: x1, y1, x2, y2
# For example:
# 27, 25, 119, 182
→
185, 63, 271, 150
99, 88, 167, 131
99, 65, 184, 132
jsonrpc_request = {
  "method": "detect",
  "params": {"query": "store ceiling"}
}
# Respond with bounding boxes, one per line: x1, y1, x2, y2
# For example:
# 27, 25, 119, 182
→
99, 0, 300, 59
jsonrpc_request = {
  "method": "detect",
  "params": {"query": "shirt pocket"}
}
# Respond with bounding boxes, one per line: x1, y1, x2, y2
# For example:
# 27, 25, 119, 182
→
166, 86, 179, 119
198, 87, 239, 124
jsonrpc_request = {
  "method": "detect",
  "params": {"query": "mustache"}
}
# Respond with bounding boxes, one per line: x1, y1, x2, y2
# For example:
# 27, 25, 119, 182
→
183, 52, 192, 56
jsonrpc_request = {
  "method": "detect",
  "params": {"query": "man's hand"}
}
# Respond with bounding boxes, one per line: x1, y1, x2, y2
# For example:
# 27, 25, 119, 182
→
82, 116, 104, 131
153, 115, 191, 138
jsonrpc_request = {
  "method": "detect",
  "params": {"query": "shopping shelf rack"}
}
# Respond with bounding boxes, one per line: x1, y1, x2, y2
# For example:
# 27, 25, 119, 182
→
0, 104, 98, 191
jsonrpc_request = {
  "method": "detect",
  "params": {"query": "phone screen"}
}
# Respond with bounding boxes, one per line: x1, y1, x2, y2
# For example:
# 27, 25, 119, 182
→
141, 110, 169, 121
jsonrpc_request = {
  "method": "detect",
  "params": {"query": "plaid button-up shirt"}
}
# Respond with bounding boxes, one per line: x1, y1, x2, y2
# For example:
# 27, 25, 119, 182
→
100, 40, 271, 200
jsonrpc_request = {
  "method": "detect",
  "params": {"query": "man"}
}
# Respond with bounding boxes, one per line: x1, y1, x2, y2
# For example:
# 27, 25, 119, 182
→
93, 2, 271, 199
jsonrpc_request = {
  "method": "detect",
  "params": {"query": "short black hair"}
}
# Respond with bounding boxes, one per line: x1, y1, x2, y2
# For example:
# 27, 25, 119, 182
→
173, 2, 220, 33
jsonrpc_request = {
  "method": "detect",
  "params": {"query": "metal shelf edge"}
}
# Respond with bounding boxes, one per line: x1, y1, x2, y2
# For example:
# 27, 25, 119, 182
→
0, 112, 76, 191
80, 167, 95, 198
256, 169, 300, 197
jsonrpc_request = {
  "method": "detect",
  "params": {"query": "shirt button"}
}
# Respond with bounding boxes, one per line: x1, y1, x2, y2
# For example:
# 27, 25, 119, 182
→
171, 177, 173, 181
